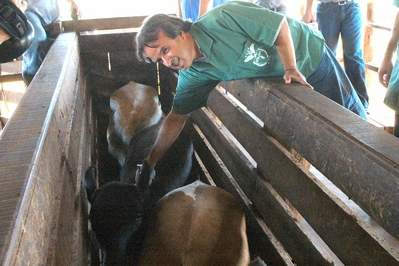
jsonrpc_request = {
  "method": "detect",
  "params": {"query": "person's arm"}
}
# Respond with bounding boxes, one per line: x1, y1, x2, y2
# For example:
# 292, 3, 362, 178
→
137, 111, 188, 191
146, 111, 189, 168
67, 0, 80, 19
12, 0, 27, 12
379, 10, 399, 87
177, 0, 182, 18
198, 0, 211, 18
275, 18, 311, 87
0, 28, 10, 45
302, 0, 316, 23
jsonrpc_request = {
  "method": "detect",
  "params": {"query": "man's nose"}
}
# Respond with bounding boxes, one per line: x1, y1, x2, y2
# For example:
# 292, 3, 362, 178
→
160, 55, 171, 67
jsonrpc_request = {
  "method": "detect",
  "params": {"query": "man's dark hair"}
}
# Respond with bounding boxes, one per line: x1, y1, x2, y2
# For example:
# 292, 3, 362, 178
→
136, 14, 192, 63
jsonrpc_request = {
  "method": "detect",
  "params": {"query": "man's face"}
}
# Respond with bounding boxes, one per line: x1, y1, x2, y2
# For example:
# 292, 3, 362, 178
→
143, 30, 198, 70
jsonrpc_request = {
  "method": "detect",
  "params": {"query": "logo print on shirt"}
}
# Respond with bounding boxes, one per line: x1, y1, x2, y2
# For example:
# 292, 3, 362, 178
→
244, 43, 269, 67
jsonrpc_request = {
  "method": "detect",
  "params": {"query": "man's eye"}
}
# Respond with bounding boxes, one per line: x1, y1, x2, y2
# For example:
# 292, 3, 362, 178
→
161, 48, 169, 55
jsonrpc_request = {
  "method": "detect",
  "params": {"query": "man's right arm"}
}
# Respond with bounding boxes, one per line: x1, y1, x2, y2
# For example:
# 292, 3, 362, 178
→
146, 111, 189, 168
137, 111, 188, 191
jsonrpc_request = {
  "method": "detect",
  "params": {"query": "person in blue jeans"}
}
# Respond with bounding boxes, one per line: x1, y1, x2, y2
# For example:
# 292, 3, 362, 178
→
177, 0, 228, 22
22, 0, 78, 85
303, 0, 369, 110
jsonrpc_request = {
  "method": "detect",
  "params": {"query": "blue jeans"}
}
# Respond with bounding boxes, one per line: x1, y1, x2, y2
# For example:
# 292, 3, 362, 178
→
308, 45, 367, 119
22, 10, 54, 84
317, 1, 368, 109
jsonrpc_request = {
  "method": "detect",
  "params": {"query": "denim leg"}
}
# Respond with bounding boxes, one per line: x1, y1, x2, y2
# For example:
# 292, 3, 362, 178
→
307, 46, 367, 119
22, 11, 51, 85
317, 3, 341, 53
341, 2, 368, 108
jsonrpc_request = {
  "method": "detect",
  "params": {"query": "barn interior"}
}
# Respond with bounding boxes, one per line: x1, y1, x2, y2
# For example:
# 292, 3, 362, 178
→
0, 1, 399, 265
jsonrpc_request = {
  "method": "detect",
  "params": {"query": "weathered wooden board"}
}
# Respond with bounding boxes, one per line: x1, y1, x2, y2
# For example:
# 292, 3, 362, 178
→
61, 16, 146, 33
191, 124, 294, 266
221, 79, 399, 240
0, 74, 23, 83
79, 32, 136, 53
205, 87, 399, 264
0, 33, 90, 265
192, 108, 343, 266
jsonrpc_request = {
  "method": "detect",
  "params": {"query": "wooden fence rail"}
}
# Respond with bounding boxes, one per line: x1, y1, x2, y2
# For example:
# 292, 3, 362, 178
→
0, 33, 91, 265
191, 80, 399, 265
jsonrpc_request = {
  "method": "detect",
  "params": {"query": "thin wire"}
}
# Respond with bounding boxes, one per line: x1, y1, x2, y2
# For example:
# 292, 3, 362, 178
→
156, 62, 161, 96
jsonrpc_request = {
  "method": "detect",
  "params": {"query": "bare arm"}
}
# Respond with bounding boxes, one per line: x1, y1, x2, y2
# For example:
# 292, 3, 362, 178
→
302, 0, 316, 23
379, 10, 399, 87
146, 111, 189, 168
12, 0, 27, 12
275, 18, 311, 87
177, 0, 182, 18
67, 0, 80, 19
198, 0, 211, 18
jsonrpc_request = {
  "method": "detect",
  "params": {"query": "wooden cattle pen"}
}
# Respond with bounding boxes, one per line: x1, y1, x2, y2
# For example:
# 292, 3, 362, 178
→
0, 17, 398, 265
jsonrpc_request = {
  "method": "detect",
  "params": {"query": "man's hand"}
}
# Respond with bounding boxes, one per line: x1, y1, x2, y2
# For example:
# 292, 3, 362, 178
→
378, 59, 393, 88
302, 0, 316, 24
284, 68, 312, 88
302, 10, 316, 24
136, 160, 156, 192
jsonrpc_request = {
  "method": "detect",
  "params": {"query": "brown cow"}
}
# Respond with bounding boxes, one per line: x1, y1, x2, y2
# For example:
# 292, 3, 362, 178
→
107, 81, 162, 165
86, 178, 250, 266
139, 180, 250, 266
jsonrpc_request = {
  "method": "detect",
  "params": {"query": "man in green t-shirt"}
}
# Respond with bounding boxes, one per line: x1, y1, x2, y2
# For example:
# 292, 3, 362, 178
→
135, 1, 366, 187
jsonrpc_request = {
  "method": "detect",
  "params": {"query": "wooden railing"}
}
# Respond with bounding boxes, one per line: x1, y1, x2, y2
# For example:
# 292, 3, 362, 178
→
191, 79, 399, 265
0, 33, 91, 265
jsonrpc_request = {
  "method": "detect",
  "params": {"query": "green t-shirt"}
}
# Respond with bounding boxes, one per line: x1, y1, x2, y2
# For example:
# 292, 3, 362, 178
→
395, 0, 399, 7
173, 1, 325, 114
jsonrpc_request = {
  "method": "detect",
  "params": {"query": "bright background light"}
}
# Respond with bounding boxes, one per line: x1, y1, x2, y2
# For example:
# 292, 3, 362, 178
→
60, 0, 179, 19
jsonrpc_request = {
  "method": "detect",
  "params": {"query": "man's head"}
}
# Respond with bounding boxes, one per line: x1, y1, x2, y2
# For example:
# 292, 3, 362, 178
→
0, 0, 33, 63
136, 14, 199, 70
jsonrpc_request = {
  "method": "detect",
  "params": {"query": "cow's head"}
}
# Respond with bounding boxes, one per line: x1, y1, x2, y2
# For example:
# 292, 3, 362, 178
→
84, 168, 146, 265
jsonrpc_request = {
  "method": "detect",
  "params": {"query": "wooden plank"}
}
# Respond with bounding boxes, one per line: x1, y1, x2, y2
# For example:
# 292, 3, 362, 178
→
0, 74, 23, 83
192, 108, 343, 266
61, 16, 146, 32
191, 124, 294, 266
221, 79, 399, 240
206, 87, 399, 264
0, 32, 86, 265
79, 32, 136, 53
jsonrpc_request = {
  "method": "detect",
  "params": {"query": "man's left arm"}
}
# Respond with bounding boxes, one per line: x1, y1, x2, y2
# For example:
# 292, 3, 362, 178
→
275, 18, 311, 87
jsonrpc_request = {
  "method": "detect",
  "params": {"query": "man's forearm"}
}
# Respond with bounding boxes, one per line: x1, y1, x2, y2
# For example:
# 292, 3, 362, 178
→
275, 18, 296, 70
383, 11, 399, 63
146, 111, 189, 168
304, 0, 314, 13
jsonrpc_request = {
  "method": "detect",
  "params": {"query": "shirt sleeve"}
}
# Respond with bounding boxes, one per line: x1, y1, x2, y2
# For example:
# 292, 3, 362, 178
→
172, 70, 220, 114
214, 2, 285, 48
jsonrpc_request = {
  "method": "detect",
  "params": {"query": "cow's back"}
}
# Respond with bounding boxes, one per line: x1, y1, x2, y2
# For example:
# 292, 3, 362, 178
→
139, 181, 249, 266
107, 81, 162, 165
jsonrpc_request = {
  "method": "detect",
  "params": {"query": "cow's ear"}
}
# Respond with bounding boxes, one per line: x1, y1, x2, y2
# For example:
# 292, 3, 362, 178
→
83, 166, 97, 204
